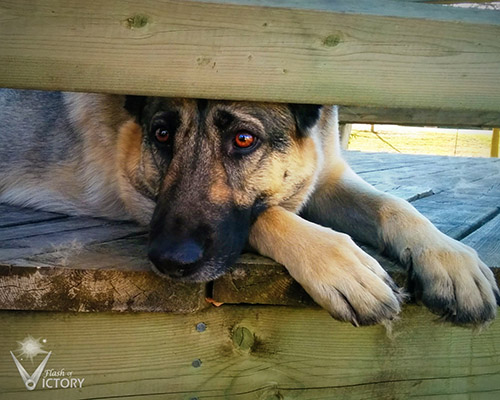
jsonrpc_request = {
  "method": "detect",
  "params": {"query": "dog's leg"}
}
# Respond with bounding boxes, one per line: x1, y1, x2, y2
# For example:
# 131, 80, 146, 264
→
302, 161, 500, 324
249, 206, 403, 326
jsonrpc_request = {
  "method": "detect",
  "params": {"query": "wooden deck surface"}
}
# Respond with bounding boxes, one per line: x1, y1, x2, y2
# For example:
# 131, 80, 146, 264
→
0, 151, 499, 313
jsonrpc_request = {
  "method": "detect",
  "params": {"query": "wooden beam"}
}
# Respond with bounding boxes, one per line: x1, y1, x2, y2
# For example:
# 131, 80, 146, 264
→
339, 106, 500, 128
339, 123, 352, 149
0, 1, 500, 111
1, 307, 500, 399
425, 1, 500, 5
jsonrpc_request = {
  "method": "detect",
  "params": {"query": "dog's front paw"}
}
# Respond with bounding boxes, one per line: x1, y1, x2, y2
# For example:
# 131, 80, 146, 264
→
293, 231, 404, 326
407, 237, 499, 325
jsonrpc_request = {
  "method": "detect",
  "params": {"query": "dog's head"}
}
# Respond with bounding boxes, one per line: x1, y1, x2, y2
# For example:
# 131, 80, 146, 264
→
120, 97, 324, 281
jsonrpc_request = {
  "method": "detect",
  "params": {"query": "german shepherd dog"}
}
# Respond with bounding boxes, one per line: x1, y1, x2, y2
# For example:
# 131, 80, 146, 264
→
1, 89, 498, 326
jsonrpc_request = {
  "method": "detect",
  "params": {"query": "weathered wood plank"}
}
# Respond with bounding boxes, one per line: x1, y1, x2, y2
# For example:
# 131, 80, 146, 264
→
10, 235, 152, 271
0, 217, 120, 241
344, 151, 475, 174
196, 0, 500, 22
339, 106, 500, 128
462, 213, 500, 268
411, 193, 500, 240
348, 153, 500, 202
0, 306, 499, 399
1, 1, 500, 110
0, 234, 208, 313
0, 204, 66, 228
0, 221, 145, 262
214, 253, 315, 306
0, 264, 207, 314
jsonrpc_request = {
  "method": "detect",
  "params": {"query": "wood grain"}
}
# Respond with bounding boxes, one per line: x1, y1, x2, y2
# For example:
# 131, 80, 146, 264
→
463, 213, 500, 268
0, 0, 500, 110
0, 306, 499, 399
0, 235, 208, 313
0, 204, 66, 228
339, 106, 500, 128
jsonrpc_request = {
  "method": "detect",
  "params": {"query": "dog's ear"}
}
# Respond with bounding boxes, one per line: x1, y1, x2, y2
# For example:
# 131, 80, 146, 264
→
124, 95, 147, 121
289, 104, 323, 135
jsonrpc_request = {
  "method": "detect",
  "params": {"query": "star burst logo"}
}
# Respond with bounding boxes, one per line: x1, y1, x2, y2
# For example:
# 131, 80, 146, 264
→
10, 336, 52, 391
10, 335, 85, 391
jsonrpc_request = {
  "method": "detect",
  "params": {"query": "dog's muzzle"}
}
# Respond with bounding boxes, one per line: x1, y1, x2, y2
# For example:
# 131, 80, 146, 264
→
147, 191, 259, 282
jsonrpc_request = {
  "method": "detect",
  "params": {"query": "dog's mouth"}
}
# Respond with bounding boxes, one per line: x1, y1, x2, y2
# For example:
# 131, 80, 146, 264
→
151, 260, 201, 280
148, 250, 240, 283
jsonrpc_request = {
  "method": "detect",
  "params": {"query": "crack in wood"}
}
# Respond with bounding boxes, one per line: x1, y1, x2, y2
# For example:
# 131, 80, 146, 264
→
456, 207, 500, 241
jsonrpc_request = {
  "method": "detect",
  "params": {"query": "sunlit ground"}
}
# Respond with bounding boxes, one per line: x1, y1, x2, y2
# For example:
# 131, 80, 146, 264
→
347, 124, 494, 158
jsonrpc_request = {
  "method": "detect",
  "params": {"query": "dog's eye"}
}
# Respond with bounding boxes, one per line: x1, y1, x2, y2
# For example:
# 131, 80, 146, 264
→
234, 132, 256, 149
155, 127, 170, 143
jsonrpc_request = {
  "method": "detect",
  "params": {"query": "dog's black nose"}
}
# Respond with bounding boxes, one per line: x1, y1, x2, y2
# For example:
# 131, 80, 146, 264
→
148, 237, 204, 278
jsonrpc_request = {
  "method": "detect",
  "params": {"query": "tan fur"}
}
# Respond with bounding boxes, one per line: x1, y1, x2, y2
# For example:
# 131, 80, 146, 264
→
116, 120, 156, 224
209, 178, 233, 205
207, 163, 233, 205
249, 206, 401, 326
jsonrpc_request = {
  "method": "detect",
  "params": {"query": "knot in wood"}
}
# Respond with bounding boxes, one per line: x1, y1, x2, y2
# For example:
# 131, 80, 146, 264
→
322, 33, 342, 47
126, 15, 149, 29
232, 326, 255, 351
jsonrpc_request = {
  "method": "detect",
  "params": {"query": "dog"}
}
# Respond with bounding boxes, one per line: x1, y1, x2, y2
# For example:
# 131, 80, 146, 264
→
0, 89, 498, 326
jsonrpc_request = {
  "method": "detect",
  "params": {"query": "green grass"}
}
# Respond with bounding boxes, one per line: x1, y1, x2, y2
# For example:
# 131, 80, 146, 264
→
348, 126, 494, 158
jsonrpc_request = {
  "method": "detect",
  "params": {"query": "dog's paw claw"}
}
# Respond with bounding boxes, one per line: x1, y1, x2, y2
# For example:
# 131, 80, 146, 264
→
283, 230, 404, 327
409, 242, 498, 326
309, 265, 404, 327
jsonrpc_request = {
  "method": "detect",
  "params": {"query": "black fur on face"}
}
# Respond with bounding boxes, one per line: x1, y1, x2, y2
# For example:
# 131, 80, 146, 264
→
289, 104, 323, 135
124, 95, 147, 121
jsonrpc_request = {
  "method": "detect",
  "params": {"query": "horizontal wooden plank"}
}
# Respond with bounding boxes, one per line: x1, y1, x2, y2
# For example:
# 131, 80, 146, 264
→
1, 1, 500, 110
349, 153, 500, 196
0, 237, 208, 313
0, 217, 118, 241
0, 220, 146, 262
339, 106, 500, 128
462, 213, 500, 268
213, 253, 316, 307
411, 193, 500, 240
0, 264, 207, 313
0, 306, 499, 399
0, 204, 66, 228
195, 0, 500, 23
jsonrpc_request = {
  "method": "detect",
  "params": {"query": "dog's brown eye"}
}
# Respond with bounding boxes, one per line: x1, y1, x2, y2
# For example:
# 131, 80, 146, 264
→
155, 128, 170, 143
234, 132, 256, 149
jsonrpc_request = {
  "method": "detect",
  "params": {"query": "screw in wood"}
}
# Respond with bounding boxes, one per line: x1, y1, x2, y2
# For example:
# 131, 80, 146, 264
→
195, 322, 206, 332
